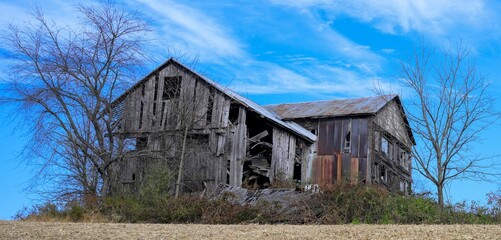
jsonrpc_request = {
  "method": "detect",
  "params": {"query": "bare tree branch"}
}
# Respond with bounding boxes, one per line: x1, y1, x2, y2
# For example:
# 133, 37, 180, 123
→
1, 1, 150, 205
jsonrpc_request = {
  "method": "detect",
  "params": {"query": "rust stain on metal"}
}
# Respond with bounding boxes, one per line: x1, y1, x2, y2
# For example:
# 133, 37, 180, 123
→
312, 155, 334, 184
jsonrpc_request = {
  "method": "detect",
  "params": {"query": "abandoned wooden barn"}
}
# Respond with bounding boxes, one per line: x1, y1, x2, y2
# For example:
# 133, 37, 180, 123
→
266, 95, 415, 193
109, 58, 414, 195
109, 58, 316, 194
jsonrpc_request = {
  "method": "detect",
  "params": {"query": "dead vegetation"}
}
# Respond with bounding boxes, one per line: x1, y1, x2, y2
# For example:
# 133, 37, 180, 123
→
1, 221, 501, 240
14, 184, 501, 225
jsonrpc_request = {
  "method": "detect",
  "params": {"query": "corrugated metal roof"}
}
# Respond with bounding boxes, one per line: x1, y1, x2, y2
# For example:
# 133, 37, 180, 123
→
265, 95, 397, 119
112, 58, 317, 142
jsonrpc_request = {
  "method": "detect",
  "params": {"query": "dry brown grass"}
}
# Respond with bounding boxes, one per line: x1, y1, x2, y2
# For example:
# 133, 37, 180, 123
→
1, 221, 500, 240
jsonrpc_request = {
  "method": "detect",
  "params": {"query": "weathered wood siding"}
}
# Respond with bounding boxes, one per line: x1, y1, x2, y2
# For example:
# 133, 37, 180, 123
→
373, 100, 412, 147
269, 128, 296, 182
113, 63, 244, 192
228, 106, 246, 186
120, 64, 226, 133
112, 62, 319, 194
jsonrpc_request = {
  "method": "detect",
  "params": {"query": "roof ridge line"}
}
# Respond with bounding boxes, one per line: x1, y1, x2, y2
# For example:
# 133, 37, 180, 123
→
265, 94, 397, 106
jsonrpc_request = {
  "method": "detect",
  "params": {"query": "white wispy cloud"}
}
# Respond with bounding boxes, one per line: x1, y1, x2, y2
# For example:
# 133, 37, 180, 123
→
0, 0, 394, 98
228, 59, 386, 97
136, 0, 245, 61
270, 0, 498, 37
128, 0, 387, 97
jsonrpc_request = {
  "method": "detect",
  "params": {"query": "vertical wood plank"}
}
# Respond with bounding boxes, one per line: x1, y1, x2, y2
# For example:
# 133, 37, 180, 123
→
220, 98, 231, 128
333, 119, 342, 153
288, 135, 296, 179
134, 90, 141, 131
325, 121, 334, 154
359, 118, 369, 158
351, 157, 359, 184
351, 118, 360, 158
318, 121, 327, 155
337, 153, 342, 182
194, 81, 209, 129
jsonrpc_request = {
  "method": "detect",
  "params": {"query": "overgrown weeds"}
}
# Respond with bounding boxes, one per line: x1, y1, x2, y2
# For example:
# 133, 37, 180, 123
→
15, 184, 501, 224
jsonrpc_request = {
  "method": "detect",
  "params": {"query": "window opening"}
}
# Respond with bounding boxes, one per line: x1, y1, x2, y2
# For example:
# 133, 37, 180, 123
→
163, 76, 182, 100
381, 136, 389, 156
136, 137, 147, 151
310, 129, 318, 135
380, 165, 387, 182
344, 131, 351, 153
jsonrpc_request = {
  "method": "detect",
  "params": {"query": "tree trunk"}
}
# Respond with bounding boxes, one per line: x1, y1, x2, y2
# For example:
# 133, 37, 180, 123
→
100, 173, 110, 202
437, 184, 444, 207
175, 125, 189, 198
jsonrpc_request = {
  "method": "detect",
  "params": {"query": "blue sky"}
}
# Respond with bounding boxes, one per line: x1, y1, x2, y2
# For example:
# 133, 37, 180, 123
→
1, 0, 501, 219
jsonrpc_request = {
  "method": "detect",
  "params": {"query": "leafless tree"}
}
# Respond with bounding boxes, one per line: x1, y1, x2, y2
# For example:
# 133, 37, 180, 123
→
1, 2, 150, 204
399, 42, 499, 206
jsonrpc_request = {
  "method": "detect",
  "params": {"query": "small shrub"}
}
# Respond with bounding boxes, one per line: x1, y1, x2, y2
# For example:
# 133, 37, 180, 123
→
68, 204, 85, 222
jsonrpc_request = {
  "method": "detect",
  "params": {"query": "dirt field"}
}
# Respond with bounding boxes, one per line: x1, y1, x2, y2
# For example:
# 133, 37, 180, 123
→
1, 221, 500, 239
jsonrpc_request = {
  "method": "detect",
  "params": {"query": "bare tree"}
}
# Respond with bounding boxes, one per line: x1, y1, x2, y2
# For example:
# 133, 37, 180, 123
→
399, 42, 499, 206
1, 2, 150, 204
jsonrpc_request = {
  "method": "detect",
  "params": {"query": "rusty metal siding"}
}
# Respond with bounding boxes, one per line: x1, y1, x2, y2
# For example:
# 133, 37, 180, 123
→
311, 116, 372, 184
342, 153, 351, 180
350, 158, 359, 184
359, 157, 367, 182
313, 155, 334, 184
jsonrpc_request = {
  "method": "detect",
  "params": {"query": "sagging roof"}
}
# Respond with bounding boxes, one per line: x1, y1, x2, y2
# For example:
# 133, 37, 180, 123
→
265, 95, 399, 120
111, 58, 317, 142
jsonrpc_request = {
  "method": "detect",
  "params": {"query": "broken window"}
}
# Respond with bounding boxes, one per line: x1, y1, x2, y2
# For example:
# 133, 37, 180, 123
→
123, 138, 137, 152
310, 129, 318, 136
374, 131, 380, 152
123, 137, 148, 151
405, 154, 411, 172
163, 76, 182, 100
136, 137, 147, 151
380, 165, 387, 182
397, 147, 411, 171
344, 130, 351, 153
400, 181, 405, 192
399, 148, 406, 167
228, 104, 239, 124
381, 136, 388, 155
